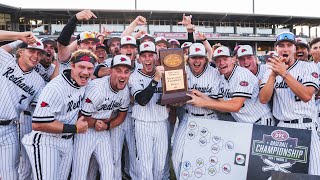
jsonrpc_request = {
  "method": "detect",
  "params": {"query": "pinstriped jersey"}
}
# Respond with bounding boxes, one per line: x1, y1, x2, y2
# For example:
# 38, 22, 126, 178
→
186, 65, 220, 119
218, 65, 270, 123
129, 69, 169, 122
58, 59, 71, 74
32, 70, 86, 124
81, 76, 130, 119
0, 48, 45, 120
255, 63, 268, 81
34, 63, 55, 83
261, 60, 319, 121
315, 62, 320, 116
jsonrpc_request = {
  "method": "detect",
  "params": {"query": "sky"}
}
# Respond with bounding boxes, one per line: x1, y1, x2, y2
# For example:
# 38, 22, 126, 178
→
2, 0, 320, 18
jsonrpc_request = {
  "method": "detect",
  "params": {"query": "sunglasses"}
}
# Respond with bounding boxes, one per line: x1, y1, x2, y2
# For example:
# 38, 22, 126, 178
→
276, 33, 295, 42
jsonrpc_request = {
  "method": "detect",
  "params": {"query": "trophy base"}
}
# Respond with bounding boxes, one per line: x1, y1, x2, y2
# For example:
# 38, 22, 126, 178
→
160, 91, 191, 105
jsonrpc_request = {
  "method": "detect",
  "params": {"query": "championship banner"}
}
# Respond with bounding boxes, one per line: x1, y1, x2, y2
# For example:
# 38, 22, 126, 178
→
179, 118, 312, 180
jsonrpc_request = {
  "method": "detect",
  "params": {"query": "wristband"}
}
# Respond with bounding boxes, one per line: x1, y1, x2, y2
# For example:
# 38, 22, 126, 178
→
201, 38, 207, 42
106, 121, 111, 131
62, 124, 77, 133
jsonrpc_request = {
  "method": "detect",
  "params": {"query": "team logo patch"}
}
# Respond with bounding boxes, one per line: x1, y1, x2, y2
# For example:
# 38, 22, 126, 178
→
120, 57, 127, 61
126, 37, 131, 41
195, 47, 201, 52
241, 49, 247, 53
85, 98, 92, 103
36, 42, 41, 46
312, 72, 318, 78
217, 49, 223, 54
80, 56, 91, 62
240, 81, 249, 86
143, 44, 149, 48
234, 153, 246, 166
40, 101, 49, 107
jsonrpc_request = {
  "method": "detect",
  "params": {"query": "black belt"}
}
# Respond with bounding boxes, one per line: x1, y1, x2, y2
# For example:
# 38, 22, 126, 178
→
186, 110, 215, 117
0, 120, 12, 125
61, 134, 74, 139
24, 111, 32, 116
283, 118, 312, 124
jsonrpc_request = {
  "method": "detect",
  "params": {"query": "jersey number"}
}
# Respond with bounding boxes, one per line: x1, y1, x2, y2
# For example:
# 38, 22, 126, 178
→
19, 95, 27, 104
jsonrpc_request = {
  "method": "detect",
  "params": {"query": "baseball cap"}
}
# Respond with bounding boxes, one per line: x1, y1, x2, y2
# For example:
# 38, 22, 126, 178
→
213, 46, 231, 60
111, 55, 132, 69
77, 31, 99, 44
96, 42, 106, 51
107, 36, 121, 47
120, 36, 137, 48
41, 38, 57, 48
295, 37, 309, 49
139, 42, 156, 55
181, 42, 192, 49
155, 37, 169, 46
140, 34, 154, 43
168, 39, 180, 47
18, 40, 46, 55
275, 32, 296, 46
188, 43, 206, 57
237, 45, 254, 58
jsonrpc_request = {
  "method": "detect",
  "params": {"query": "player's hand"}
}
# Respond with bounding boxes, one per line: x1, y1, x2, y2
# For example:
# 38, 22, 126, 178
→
186, 24, 195, 33
18, 32, 37, 45
134, 16, 147, 25
178, 14, 192, 26
153, 66, 165, 82
266, 56, 288, 77
95, 120, 107, 131
76, 9, 97, 21
190, 89, 211, 100
76, 116, 88, 133
186, 92, 207, 108
198, 31, 206, 41
98, 27, 112, 38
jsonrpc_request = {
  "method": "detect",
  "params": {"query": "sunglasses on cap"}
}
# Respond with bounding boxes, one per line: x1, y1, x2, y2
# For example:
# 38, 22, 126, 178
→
276, 33, 295, 42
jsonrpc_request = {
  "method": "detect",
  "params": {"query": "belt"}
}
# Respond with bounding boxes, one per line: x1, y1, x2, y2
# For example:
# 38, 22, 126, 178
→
24, 111, 32, 116
186, 110, 215, 117
283, 118, 312, 124
0, 120, 12, 125
61, 134, 74, 139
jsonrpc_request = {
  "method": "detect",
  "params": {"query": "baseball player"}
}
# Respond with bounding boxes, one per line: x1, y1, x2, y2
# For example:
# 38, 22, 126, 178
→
71, 55, 131, 180
57, 9, 99, 73
21, 50, 96, 180
187, 46, 274, 125
109, 35, 139, 180
140, 34, 155, 44
19, 37, 59, 180
168, 39, 180, 48
172, 43, 221, 178
259, 32, 320, 175
128, 41, 169, 179
237, 45, 268, 81
295, 37, 310, 61
0, 31, 45, 180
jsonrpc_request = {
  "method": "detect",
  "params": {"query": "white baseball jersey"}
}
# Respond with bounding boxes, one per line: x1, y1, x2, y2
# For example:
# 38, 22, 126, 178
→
129, 69, 168, 121
185, 64, 220, 119
34, 63, 55, 83
255, 63, 268, 81
314, 62, 320, 116
0, 48, 45, 120
32, 69, 85, 125
58, 59, 71, 74
81, 76, 130, 118
260, 60, 319, 121
218, 65, 270, 123
104, 57, 112, 68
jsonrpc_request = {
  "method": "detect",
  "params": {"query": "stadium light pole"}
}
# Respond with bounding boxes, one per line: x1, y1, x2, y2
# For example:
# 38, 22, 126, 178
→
253, 0, 255, 14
